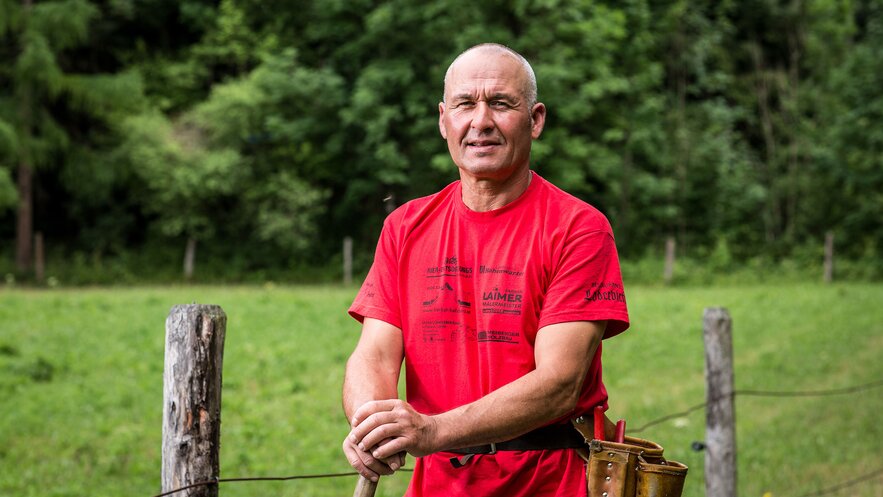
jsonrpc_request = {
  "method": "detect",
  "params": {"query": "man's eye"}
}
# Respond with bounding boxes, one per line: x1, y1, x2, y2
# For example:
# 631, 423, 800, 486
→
490, 101, 511, 108
456, 102, 475, 108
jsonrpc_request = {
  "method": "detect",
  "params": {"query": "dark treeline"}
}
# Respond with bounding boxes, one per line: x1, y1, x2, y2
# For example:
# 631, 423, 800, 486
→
1, 0, 881, 283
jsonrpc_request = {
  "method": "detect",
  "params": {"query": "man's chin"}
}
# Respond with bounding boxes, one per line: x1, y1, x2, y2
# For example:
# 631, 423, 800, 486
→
456, 162, 521, 179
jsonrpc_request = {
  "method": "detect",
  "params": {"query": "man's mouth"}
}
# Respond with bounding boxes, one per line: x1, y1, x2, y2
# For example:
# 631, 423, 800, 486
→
467, 139, 502, 151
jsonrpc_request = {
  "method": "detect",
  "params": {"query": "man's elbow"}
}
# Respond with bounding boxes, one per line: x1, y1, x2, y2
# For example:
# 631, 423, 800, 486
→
546, 378, 583, 417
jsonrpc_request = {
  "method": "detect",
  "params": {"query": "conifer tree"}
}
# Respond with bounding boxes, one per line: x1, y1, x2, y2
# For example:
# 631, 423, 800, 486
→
0, 0, 140, 275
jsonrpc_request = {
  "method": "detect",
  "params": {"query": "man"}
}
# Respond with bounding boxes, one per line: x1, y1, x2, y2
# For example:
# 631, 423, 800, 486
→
342, 43, 629, 497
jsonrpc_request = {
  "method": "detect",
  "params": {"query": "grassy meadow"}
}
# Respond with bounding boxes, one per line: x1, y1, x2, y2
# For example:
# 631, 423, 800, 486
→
0, 283, 881, 497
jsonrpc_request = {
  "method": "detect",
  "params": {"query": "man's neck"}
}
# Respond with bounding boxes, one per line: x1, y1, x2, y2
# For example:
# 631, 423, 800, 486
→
459, 168, 533, 212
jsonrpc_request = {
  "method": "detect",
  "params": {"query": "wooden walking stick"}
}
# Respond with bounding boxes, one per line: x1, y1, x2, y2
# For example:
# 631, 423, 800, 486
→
353, 475, 378, 497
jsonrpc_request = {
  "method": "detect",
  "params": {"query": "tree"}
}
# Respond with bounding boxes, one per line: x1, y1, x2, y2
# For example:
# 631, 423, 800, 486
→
0, 0, 141, 274
114, 111, 242, 280
817, 0, 883, 263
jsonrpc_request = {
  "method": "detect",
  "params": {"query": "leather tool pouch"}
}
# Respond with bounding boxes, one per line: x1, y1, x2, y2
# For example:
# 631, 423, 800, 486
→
572, 420, 688, 497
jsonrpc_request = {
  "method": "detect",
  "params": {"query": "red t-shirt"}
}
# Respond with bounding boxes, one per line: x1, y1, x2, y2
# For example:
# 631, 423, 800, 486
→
349, 171, 629, 497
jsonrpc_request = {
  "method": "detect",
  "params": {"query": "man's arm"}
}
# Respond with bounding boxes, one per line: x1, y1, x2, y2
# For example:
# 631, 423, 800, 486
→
342, 317, 406, 481
348, 320, 606, 460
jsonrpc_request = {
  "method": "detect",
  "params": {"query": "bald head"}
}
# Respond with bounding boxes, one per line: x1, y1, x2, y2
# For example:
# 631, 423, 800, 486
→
443, 43, 538, 108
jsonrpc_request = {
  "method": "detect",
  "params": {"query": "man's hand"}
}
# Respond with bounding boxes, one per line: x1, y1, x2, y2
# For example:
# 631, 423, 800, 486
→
349, 399, 440, 460
341, 318, 406, 480
342, 434, 405, 482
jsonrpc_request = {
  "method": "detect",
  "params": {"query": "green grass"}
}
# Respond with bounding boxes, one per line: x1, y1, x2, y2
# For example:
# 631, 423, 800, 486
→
0, 283, 881, 497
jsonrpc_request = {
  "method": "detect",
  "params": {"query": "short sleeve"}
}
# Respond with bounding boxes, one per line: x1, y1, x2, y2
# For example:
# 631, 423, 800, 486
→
348, 221, 403, 328
538, 230, 629, 338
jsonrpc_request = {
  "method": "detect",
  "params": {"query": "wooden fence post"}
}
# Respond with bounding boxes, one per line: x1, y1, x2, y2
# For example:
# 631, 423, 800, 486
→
183, 238, 197, 281
343, 237, 353, 286
162, 305, 227, 497
664, 236, 676, 285
34, 232, 44, 283
703, 307, 736, 497
823, 231, 834, 283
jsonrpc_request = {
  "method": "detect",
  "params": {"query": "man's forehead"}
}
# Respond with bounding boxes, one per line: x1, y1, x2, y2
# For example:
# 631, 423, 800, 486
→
448, 83, 521, 101
446, 53, 526, 96
450, 50, 522, 77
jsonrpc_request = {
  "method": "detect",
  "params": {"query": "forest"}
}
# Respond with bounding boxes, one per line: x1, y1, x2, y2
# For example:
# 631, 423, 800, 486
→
1, 0, 881, 284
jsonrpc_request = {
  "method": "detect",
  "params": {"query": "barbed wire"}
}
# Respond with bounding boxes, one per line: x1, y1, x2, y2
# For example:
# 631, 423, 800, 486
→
151, 378, 882, 497
151, 464, 883, 497
153, 470, 414, 497
630, 379, 883, 434
795, 467, 883, 497
736, 378, 883, 398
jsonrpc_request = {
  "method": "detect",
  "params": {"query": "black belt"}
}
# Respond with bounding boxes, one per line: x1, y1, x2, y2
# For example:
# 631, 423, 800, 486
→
448, 423, 585, 468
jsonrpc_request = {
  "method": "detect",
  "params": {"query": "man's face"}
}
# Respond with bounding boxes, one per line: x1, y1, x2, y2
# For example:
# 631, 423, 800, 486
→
439, 50, 545, 181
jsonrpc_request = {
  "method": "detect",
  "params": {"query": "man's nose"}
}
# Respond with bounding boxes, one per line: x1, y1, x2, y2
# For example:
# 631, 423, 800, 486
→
470, 102, 494, 131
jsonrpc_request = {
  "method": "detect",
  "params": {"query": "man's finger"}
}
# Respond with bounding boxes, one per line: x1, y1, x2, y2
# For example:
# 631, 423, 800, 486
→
374, 439, 406, 471
351, 399, 401, 427
350, 409, 402, 446
356, 419, 402, 452
372, 435, 414, 460
342, 438, 396, 480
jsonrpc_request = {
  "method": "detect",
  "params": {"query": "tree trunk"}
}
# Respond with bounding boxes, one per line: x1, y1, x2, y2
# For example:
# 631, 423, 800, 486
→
15, 162, 33, 273
15, 0, 34, 273
674, 13, 690, 254
785, 5, 805, 241
750, 40, 781, 244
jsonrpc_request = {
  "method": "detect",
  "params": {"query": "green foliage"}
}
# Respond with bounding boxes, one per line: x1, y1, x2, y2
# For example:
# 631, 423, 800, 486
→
0, 166, 15, 211
1, 0, 881, 282
116, 111, 243, 239
247, 171, 329, 253
820, 2, 883, 257
29, 0, 98, 51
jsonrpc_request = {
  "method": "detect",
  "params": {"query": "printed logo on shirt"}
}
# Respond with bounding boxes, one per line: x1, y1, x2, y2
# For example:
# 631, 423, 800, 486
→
421, 320, 477, 343
477, 329, 520, 344
425, 256, 473, 278
421, 280, 473, 314
481, 287, 524, 315
584, 282, 626, 304
421, 319, 454, 343
479, 265, 525, 277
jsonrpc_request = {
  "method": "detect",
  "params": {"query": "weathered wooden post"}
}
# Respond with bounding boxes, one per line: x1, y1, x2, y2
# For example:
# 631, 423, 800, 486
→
162, 305, 227, 497
703, 307, 736, 497
823, 231, 834, 283
664, 236, 676, 284
183, 238, 197, 281
343, 237, 354, 286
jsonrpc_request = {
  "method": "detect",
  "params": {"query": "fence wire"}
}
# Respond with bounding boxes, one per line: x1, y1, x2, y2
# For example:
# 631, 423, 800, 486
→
630, 379, 883, 434
151, 379, 883, 497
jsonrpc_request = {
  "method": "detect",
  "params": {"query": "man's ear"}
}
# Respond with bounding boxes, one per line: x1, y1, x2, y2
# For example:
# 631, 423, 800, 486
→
438, 102, 447, 139
530, 102, 546, 139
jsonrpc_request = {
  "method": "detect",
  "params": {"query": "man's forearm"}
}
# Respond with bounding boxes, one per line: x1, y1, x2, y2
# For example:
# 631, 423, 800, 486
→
343, 351, 400, 421
430, 365, 583, 451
